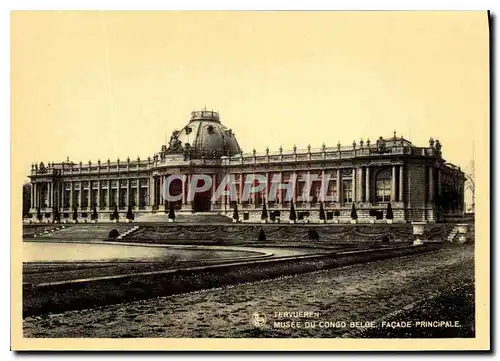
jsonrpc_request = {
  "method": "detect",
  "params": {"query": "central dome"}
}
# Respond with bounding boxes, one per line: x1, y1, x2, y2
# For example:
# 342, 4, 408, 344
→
166, 110, 241, 158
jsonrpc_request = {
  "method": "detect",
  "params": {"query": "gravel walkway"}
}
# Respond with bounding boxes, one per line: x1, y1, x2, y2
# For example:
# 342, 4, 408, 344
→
24, 245, 474, 338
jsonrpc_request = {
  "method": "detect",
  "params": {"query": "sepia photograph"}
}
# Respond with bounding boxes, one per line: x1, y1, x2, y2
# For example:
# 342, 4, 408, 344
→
10, 10, 490, 351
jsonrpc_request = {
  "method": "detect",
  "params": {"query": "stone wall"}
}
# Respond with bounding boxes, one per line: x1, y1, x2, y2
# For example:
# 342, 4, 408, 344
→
127, 223, 414, 243
222, 206, 406, 224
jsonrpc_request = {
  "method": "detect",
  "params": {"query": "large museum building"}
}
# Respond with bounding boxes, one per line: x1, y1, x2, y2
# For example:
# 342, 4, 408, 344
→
27, 110, 465, 223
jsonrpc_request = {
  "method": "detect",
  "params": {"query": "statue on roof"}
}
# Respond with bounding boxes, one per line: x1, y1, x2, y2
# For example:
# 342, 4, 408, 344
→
166, 130, 183, 153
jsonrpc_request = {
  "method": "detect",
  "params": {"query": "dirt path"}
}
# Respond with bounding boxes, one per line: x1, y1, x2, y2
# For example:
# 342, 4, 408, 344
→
24, 245, 474, 338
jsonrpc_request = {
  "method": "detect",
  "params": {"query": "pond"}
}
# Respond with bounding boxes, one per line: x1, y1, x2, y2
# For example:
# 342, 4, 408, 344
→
23, 241, 263, 263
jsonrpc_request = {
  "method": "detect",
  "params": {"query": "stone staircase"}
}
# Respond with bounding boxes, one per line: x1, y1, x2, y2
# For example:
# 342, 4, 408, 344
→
30, 225, 69, 238
446, 226, 459, 242
446, 223, 475, 244
135, 212, 233, 224
37, 224, 136, 240
117, 226, 140, 240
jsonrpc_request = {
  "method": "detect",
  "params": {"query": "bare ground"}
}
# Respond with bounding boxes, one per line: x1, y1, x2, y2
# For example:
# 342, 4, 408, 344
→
23, 245, 474, 338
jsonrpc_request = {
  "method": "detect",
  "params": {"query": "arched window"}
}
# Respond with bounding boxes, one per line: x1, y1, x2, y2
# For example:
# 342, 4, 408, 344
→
375, 169, 392, 202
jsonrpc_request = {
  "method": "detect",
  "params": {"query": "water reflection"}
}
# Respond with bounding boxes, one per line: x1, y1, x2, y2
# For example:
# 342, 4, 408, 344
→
23, 241, 255, 263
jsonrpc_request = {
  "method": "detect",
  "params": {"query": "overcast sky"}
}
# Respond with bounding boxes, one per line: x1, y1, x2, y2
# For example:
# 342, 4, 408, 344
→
12, 11, 488, 188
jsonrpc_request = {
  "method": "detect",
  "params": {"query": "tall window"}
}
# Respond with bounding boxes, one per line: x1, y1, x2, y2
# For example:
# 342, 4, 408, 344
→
342, 180, 352, 203
328, 180, 337, 202
376, 169, 392, 202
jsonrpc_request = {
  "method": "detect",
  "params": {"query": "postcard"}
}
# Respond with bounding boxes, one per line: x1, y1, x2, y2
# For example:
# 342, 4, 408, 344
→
11, 10, 490, 351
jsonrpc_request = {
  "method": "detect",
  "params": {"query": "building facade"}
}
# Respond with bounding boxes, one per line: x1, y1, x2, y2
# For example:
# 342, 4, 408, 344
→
27, 110, 465, 223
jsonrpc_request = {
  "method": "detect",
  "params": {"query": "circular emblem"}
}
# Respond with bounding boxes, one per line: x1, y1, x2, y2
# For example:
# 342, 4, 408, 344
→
251, 312, 267, 327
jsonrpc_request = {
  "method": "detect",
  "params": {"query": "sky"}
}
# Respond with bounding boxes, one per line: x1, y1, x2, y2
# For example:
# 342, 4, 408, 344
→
11, 11, 489, 185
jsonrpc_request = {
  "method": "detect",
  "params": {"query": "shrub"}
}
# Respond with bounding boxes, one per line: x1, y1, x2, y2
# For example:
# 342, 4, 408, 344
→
319, 202, 326, 223
308, 227, 320, 240
108, 229, 119, 239
126, 205, 134, 220
110, 205, 119, 221
168, 204, 175, 220
53, 208, 61, 223
350, 203, 358, 220
261, 203, 268, 221
258, 228, 266, 241
289, 202, 297, 222
232, 203, 239, 222
386, 202, 394, 219
91, 205, 98, 221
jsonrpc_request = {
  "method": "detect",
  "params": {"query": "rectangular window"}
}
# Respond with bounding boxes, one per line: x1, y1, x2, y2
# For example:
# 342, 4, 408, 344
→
343, 180, 352, 203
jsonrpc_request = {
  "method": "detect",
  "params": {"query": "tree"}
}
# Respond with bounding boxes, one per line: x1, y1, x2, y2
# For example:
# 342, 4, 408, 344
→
319, 202, 326, 223
111, 204, 119, 221
168, 203, 176, 221
232, 203, 239, 222
350, 203, 358, 220
386, 202, 394, 219
289, 201, 297, 223
53, 208, 61, 223
36, 207, 42, 222
308, 227, 320, 240
72, 206, 78, 222
91, 204, 98, 221
126, 204, 134, 221
261, 203, 268, 222
258, 227, 266, 241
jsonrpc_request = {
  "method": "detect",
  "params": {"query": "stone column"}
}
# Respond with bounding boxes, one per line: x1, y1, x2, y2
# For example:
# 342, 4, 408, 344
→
391, 165, 397, 202
148, 177, 155, 207
69, 182, 74, 209
428, 167, 434, 202
136, 178, 140, 208
107, 179, 112, 208
292, 171, 297, 203
336, 169, 341, 203
79, 182, 83, 209
320, 169, 325, 204
127, 179, 131, 207
365, 166, 370, 203
97, 180, 101, 208
211, 173, 217, 206
181, 175, 186, 205
265, 172, 270, 203
399, 165, 404, 202
46, 182, 51, 208
278, 172, 283, 205
351, 168, 356, 202
239, 174, 243, 204
30, 183, 35, 209
117, 180, 121, 208
87, 180, 94, 211
160, 175, 165, 206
